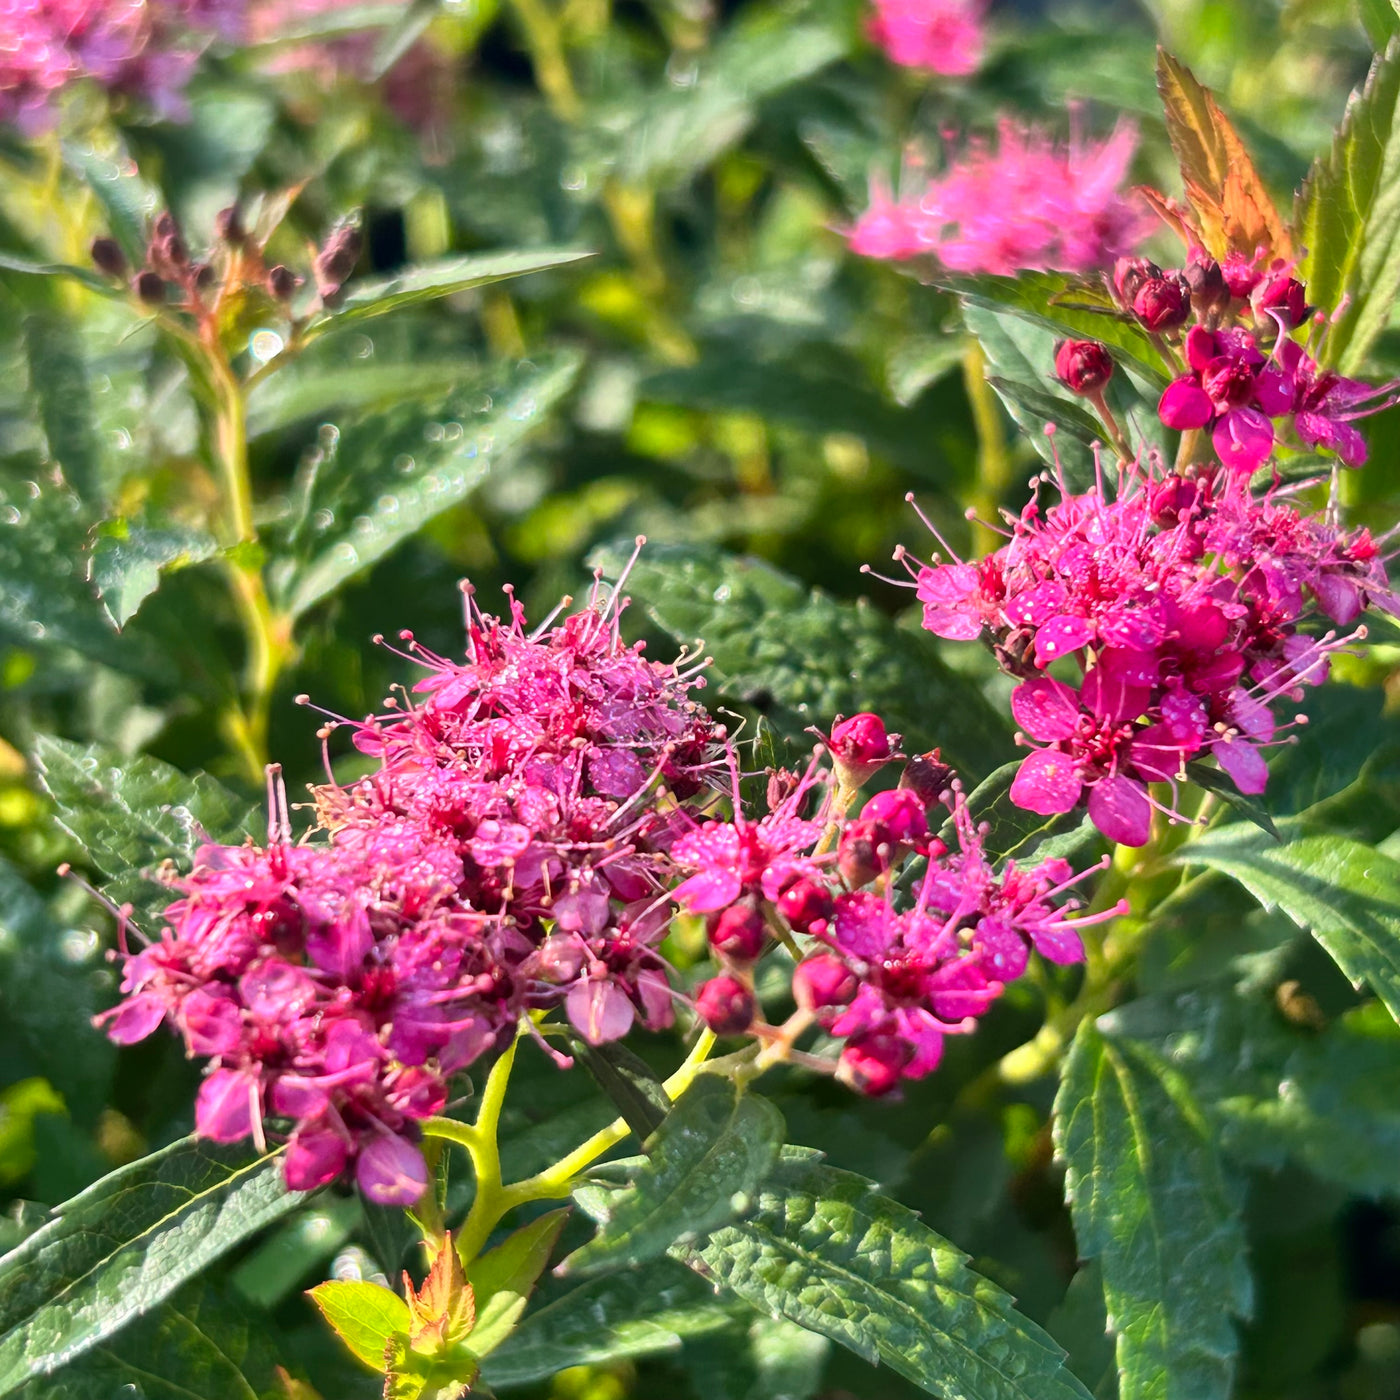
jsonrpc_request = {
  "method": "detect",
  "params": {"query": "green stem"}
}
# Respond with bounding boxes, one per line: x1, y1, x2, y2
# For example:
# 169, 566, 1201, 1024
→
962, 339, 1012, 556
507, 0, 581, 121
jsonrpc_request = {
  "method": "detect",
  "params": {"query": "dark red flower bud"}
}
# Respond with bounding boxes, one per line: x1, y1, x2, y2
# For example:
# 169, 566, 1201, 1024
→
1053, 339, 1113, 396
193, 262, 215, 291
838, 1033, 909, 1095
161, 233, 189, 269
315, 224, 363, 289
267, 264, 299, 300
708, 903, 766, 962
899, 748, 955, 810
695, 976, 755, 1035
90, 236, 126, 277
1132, 274, 1191, 332
776, 878, 834, 934
837, 819, 884, 888
1112, 256, 1160, 307
1251, 271, 1309, 329
153, 211, 178, 240
132, 270, 165, 304
859, 788, 927, 845
828, 712, 898, 789
793, 954, 857, 1012
215, 205, 245, 244
1183, 252, 1228, 315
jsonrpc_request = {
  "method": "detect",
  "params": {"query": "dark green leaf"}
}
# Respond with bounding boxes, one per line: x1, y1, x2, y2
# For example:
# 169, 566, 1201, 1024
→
681, 1316, 830, 1400
62, 139, 159, 268
478, 1260, 735, 1388
1053, 1022, 1251, 1400
565, 1079, 784, 1276
588, 542, 1012, 779
0, 859, 113, 1125
89, 521, 219, 629
1294, 39, 1400, 373
13, 1278, 289, 1400
1183, 762, 1280, 840
277, 351, 581, 618
673, 1147, 1093, 1400
0, 1138, 298, 1396
570, 1039, 672, 1141
23, 313, 104, 503
1178, 827, 1400, 1026
0, 252, 117, 296
307, 249, 592, 337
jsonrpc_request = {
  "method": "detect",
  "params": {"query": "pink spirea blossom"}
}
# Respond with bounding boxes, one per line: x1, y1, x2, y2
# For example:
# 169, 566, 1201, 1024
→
0, 0, 247, 129
867, 0, 985, 76
849, 119, 1150, 276
98, 566, 718, 1203
899, 453, 1397, 845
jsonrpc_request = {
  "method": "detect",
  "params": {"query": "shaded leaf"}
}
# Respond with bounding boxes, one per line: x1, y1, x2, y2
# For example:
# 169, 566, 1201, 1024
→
0, 1139, 297, 1396
674, 1147, 1094, 1400
1183, 762, 1279, 840
62, 138, 159, 268
89, 520, 219, 629
1294, 38, 1400, 374
565, 1079, 784, 1276
1156, 50, 1291, 261
1178, 826, 1400, 1026
570, 1039, 672, 1141
23, 312, 104, 503
681, 1315, 830, 1400
1053, 1022, 1251, 1400
0, 252, 117, 296
465, 1210, 569, 1356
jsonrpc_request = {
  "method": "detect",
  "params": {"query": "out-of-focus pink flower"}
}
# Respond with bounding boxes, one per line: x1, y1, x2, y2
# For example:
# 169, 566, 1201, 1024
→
849, 119, 1151, 277
867, 0, 985, 76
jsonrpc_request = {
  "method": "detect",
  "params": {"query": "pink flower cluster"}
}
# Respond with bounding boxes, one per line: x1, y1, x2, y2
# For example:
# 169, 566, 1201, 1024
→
0, 0, 247, 128
681, 722, 1119, 1094
849, 119, 1150, 277
867, 0, 985, 76
902, 456, 1397, 845
1106, 254, 1400, 475
98, 563, 718, 1204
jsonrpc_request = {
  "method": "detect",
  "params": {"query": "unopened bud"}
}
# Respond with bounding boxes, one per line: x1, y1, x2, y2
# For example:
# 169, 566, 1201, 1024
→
695, 976, 755, 1035
837, 819, 884, 888
859, 788, 927, 845
132, 270, 165, 304
315, 224, 363, 290
793, 954, 857, 1012
1131, 274, 1190, 332
193, 262, 215, 291
161, 233, 189, 269
776, 878, 833, 934
267, 264, 299, 301
828, 712, 897, 789
838, 1034, 909, 1095
1053, 339, 1113, 396
1251, 270, 1309, 329
899, 748, 955, 810
90, 236, 126, 277
153, 211, 178, 241
1183, 251, 1228, 316
708, 903, 766, 962
1112, 256, 1160, 307
215, 206, 245, 244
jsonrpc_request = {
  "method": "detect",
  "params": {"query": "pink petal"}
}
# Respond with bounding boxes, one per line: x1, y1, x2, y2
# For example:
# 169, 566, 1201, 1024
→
356, 1134, 429, 1207
195, 1069, 257, 1144
917, 564, 985, 640
1005, 579, 1067, 627
672, 868, 743, 913
1033, 613, 1095, 666
1081, 666, 1149, 724
1296, 410, 1368, 467
1159, 377, 1213, 430
1009, 749, 1083, 816
1213, 407, 1274, 474
1185, 326, 1220, 373
1010, 676, 1081, 741
1252, 365, 1294, 417
566, 979, 635, 1044
1087, 775, 1151, 846
1212, 736, 1269, 795
105, 992, 166, 1045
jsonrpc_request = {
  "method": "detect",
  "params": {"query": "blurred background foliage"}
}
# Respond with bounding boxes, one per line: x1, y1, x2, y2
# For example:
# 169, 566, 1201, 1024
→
2, 0, 1400, 1394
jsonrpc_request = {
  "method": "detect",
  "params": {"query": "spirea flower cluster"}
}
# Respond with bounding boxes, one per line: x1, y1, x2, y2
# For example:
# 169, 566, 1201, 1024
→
98, 563, 718, 1204
904, 453, 1398, 845
0, 0, 247, 129
849, 119, 1150, 276
681, 721, 1120, 1094
867, 0, 986, 76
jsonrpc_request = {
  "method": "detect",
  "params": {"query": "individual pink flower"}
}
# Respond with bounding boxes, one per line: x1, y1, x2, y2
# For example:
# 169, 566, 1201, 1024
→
850, 119, 1150, 277
867, 0, 985, 76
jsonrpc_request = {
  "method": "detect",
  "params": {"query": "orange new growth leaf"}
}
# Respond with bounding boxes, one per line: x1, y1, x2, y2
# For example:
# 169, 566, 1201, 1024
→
1155, 49, 1292, 262
403, 1231, 477, 1354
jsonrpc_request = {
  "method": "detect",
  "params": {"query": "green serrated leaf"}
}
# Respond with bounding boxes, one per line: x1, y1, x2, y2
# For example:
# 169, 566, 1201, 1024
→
1053, 1022, 1251, 1400
478, 1260, 735, 1388
33, 737, 256, 926
0, 252, 119, 296
0, 1138, 297, 1396
1178, 826, 1400, 1026
23, 312, 104, 503
1295, 38, 1400, 373
89, 521, 220, 629
465, 1209, 569, 1357
12, 1278, 289, 1400
306, 248, 592, 338
62, 138, 160, 268
588, 542, 1012, 779
277, 351, 580, 618
309, 1279, 411, 1373
673, 1146, 1094, 1400
566, 1080, 784, 1276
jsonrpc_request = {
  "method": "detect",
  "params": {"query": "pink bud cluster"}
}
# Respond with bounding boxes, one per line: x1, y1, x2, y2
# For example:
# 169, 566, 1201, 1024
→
898, 456, 1398, 845
0, 0, 247, 129
848, 119, 1151, 277
680, 718, 1118, 1094
866, 0, 986, 76
1104, 253, 1400, 475
98, 563, 718, 1204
